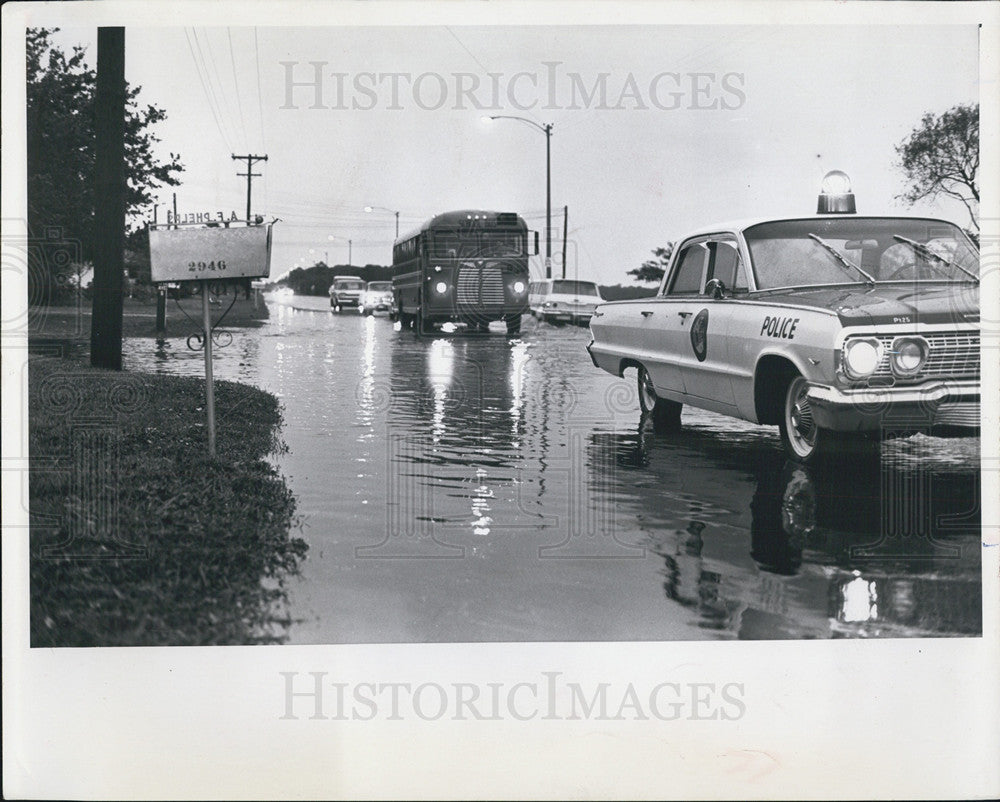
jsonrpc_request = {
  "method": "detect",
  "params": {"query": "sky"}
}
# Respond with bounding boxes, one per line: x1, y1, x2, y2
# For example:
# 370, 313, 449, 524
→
44, 23, 980, 285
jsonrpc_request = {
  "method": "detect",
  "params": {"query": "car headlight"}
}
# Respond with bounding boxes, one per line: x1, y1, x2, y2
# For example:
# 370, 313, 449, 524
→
434, 281, 448, 294
512, 280, 526, 294
543, 301, 557, 309
842, 337, 883, 379
890, 336, 927, 376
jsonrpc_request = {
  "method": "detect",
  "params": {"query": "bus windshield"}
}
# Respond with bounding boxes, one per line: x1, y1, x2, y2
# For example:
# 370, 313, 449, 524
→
432, 230, 524, 258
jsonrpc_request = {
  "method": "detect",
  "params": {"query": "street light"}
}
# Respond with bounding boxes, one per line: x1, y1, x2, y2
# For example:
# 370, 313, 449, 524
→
364, 205, 400, 239
328, 234, 353, 266
483, 114, 554, 278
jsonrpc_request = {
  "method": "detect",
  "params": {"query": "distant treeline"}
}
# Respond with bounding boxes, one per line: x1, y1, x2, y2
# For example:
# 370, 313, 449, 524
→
280, 264, 393, 296
279, 265, 658, 300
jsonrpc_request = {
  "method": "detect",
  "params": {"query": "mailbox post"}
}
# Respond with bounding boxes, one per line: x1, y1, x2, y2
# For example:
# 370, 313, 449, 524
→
148, 221, 274, 458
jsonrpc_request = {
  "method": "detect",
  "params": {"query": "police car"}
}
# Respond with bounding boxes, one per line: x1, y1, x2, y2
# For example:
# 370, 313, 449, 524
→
587, 172, 980, 462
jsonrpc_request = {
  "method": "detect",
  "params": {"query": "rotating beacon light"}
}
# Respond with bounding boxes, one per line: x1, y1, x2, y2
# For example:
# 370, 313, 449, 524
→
817, 170, 856, 214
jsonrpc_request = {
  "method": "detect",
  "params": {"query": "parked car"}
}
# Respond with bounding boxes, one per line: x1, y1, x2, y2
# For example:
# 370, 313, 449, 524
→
361, 281, 393, 315
329, 275, 365, 311
587, 173, 980, 462
529, 279, 604, 325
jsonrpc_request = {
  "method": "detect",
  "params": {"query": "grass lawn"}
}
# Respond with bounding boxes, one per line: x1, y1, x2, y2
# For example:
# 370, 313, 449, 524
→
27, 293, 269, 341
28, 356, 307, 647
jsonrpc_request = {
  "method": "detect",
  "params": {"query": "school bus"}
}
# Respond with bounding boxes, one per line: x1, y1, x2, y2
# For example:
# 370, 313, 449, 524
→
391, 210, 537, 336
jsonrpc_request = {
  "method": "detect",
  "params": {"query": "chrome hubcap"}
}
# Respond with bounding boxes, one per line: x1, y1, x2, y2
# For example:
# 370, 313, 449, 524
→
640, 372, 656, 410
787, 379, 816, 452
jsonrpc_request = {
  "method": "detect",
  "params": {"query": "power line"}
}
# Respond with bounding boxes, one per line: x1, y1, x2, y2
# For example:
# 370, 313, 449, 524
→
199, 28, 244, 149
227, 27, 249, 152
184, 27, 232, 150
190, 28, 236, 146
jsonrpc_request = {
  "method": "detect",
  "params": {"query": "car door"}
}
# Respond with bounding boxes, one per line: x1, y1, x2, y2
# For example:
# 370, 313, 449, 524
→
638, 240, 710, 397
674, 237, 748, 410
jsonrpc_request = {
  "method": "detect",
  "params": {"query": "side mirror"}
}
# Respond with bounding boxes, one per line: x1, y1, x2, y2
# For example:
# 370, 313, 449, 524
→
704, 278, 727, 300
532, 231, 540, 256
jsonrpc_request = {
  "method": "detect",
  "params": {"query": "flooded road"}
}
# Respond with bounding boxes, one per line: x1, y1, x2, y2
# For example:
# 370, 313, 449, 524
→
124, 293, 982, 641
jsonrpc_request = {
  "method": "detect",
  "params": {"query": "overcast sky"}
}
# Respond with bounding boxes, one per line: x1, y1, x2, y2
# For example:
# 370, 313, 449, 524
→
46, 23, 979, 284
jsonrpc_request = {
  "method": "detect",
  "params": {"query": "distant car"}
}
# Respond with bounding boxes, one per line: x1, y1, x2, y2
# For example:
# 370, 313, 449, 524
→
361, 281, 393, 315
587, 174, 980, 462
529, 279, 604, 325
329, 275, 365, 311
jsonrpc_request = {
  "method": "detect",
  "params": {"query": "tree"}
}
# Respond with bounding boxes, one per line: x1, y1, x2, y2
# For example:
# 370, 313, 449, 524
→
628, 244, 674, 283
26, 28, 184, 302
895, 103, 979, 233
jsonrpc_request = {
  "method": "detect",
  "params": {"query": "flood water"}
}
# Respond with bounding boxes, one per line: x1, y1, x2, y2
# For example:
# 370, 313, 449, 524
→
123, 293, 983, 641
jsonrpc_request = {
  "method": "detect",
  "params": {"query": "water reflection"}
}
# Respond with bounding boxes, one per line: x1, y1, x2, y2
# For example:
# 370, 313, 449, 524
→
376, 333, 524, 552
118, 301, 982, 642
588, 422, 981, 639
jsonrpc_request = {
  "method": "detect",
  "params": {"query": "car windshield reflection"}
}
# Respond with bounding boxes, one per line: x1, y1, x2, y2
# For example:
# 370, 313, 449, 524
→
744, 218, 979, 288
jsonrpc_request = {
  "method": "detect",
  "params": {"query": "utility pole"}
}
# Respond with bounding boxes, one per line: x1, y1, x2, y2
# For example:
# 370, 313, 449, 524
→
545, 123, 552, 278
349, 239, 352, 266
561, 205, 568, 280
90, 27, 126, 371
154, 203, 166, 333
231, 153, 268, 222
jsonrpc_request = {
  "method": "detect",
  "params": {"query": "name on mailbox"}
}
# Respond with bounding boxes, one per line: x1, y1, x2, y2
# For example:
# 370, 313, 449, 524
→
149, 225, 272, 282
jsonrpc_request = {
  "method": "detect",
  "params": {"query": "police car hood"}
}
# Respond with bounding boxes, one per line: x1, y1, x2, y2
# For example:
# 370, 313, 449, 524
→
757, 284, 978, 326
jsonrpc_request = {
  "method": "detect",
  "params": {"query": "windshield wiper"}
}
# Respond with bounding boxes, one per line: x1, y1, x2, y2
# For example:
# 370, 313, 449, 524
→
807, 234, 876, 286
892, 234, 979, 283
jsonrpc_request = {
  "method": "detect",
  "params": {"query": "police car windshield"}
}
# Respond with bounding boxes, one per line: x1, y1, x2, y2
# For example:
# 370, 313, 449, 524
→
744, 218, 978, 289
337, 281, 364, 290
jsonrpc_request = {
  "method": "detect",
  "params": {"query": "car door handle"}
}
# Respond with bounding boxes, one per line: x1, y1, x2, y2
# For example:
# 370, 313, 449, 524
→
641, 310, 654, 318
677, 311, 692, 319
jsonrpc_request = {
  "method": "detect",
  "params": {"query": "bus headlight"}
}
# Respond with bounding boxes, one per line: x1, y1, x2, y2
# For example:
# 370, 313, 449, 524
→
842, 337, 882, 379
890, 336, 927, 376
512, 280, 526, 294
434, 281, 449, 294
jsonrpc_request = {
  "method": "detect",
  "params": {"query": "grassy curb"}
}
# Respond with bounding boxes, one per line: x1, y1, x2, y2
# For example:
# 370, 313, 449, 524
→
27, 294, 270, 340
29, 356, 307, 646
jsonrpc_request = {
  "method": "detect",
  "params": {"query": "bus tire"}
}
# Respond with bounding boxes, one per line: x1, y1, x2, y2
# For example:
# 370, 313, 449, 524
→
415, 305, 433, 337
506, 315, 521, 336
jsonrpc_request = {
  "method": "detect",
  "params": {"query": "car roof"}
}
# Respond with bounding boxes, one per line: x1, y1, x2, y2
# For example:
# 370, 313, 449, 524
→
678, 213, 962, 239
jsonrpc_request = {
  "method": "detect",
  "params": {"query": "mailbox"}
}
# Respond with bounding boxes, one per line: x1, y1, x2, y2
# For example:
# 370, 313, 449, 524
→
149, 224, 273, 282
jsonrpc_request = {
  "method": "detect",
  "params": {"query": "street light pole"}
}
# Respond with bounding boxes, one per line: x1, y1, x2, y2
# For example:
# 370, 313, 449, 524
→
485, 115, 554, 278
364, 205, 401, 241
545, 123, 551, 277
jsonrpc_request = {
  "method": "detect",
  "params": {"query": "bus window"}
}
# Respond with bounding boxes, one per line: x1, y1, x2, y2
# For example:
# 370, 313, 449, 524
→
432, 231, 462, 258
480, 232, 524, 255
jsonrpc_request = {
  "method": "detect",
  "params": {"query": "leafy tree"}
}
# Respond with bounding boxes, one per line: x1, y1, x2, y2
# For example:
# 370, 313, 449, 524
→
895, 103, 979, 232
628, 244, 674, 283
26, 28, 184, 302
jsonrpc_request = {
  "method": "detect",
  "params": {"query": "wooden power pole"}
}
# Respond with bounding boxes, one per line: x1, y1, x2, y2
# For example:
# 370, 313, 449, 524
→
90, 27, 126, 370
232, 153, 268, 222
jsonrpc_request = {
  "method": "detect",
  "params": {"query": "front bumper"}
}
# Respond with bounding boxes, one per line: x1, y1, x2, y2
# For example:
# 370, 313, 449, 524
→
807, 380, 980, 434
543, 309, 594, 324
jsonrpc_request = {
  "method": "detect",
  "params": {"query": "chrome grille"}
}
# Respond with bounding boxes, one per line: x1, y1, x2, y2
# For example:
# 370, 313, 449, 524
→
457, 263, 505, 308
868, 331, 980, 379
935, 402, 980, 427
